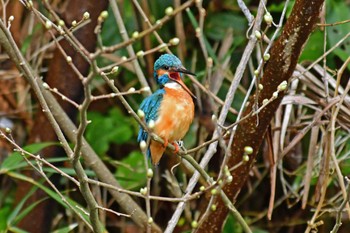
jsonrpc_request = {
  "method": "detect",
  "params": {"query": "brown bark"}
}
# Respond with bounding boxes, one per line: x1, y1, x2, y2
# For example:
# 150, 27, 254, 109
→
197, 0, 325, 232
15, 1, 108, 232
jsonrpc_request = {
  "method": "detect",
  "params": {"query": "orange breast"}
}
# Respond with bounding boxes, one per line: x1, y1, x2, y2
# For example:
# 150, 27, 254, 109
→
154, 87, 194, 142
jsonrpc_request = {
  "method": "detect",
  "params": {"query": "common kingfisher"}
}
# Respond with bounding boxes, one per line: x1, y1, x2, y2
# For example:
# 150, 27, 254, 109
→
138, 54, 195, 165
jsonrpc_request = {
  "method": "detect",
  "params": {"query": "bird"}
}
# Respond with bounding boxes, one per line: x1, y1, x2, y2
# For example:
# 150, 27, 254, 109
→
137, 54, 195, 165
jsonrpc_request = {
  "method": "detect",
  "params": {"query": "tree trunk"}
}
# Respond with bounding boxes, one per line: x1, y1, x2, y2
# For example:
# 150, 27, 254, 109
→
197, 0, 325, 232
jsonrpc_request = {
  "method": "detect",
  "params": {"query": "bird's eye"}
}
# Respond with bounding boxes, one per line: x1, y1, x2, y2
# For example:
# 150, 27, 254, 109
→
163, 66, 169, 70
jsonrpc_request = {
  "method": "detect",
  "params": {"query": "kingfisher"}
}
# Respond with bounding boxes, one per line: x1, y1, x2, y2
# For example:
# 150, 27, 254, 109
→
137, 54, 195, 165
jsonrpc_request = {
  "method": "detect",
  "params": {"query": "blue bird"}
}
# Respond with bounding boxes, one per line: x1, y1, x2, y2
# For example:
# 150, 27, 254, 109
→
138, 54, 195, 165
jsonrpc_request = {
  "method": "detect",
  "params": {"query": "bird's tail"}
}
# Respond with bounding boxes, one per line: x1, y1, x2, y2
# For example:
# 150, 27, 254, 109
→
150, 141, 166, 165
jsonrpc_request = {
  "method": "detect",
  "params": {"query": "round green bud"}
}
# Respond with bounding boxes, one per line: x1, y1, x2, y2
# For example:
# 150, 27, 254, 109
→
244, 146, 253, 155
100, 11, 108, 19
254, 30, 262, 40
140, 140, 147, 150
83, 12, 90, 20
136, 50, 145, 57
243, 154, 250, 162
170, 37, 180, 46
45, 20, 52, 29
165, 6, 174, 16
148, 119, 155, 129
111, 66, 119, 73
147, 168, 153, 178
191, 220, 198, 228
264, 13, 273, 25
66, 56, 72, 64
263, 53, 270, 61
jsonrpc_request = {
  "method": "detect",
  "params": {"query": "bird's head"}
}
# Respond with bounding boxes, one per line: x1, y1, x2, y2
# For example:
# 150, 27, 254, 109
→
153, 54, 196, 98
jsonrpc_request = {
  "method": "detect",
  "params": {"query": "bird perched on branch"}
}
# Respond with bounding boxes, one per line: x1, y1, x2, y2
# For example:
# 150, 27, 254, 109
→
138, 54, 196, 165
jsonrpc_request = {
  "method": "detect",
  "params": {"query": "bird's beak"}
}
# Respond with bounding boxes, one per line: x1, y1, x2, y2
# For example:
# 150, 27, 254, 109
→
168, 68, 197, 99
172, 67, 196, 76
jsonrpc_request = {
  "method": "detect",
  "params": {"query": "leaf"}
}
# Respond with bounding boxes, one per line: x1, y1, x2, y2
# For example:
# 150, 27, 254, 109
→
0, 142, 58, 174
114, 151, 147, 190
85, 108, 136, 155
327, 0, 350, 68
205, 12, 246, 41
51, 223, 78, 233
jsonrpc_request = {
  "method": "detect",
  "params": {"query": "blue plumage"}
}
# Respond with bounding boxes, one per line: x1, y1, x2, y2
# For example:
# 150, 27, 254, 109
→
137, 89, 165, 142
137, 54, 195, 164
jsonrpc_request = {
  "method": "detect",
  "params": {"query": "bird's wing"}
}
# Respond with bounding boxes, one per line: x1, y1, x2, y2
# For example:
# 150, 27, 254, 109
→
137, 89, 165, 142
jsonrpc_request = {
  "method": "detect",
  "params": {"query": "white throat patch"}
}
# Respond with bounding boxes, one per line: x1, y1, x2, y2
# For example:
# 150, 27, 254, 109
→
165, 82, 181, 89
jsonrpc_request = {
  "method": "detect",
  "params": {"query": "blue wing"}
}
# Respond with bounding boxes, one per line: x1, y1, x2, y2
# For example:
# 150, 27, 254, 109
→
137, 89, 165, 143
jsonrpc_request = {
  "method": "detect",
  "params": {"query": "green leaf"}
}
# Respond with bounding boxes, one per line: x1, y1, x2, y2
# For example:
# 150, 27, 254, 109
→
114, 151, 147, 190
0, 206, 11, 231
0, 142, 58, 174
205, 12, 246, 41
299, 30, 324, 62
52, 223, 78, 233
85, 108, 136, 155
327, 1, 350, 68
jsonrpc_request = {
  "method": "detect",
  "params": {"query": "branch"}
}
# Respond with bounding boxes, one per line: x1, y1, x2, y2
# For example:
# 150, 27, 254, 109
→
197, 0, 325, 232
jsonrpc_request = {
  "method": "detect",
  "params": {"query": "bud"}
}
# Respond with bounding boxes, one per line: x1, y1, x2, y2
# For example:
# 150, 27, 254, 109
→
262, 99, 269, 105
254, 69, 259, 76
263, 53, 270, 61
272, 91, 278, 98
227, 175, 233, 183
165, 6, 174, 16
170, 37, 180, 46
66, 56, 72, 64
140, 140, 147, 150
72, 20, 77, 27
136, 50, 145, 57
9, 15, 14, 22
199, 186, 205, 191
141, 86, 151, 93
42, 82, 50, 90
132, 31, 139, 39
211, 204, 217, 211
140, 187, 148, 195
211, 188, 217, 195
137, 109, 145, 118
278, 80, 288, 91
58, 20, 65, 26
111, 66, 119, 73
83, 12, 90, 20
244, 146, 253, 155
5, 127, 12, 134
100, 11, 108, 20
254, 30, 262, 40
148, 120, 155, 129
45, 20, 52, 29
128, 87, 136, 92
243, 154, 250, 162
147, 168, 154, 178
191, 221, 198, 228
148, 217, 153, 224
264, 13, 273, 25
258, 84, 263, 90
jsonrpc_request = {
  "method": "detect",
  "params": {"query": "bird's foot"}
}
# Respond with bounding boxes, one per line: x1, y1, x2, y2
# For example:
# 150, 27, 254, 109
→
162, 138, 169, 148
171, 142, 180, 154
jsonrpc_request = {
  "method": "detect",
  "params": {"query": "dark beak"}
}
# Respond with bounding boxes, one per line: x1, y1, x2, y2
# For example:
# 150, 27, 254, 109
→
172, 67, 196, 76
